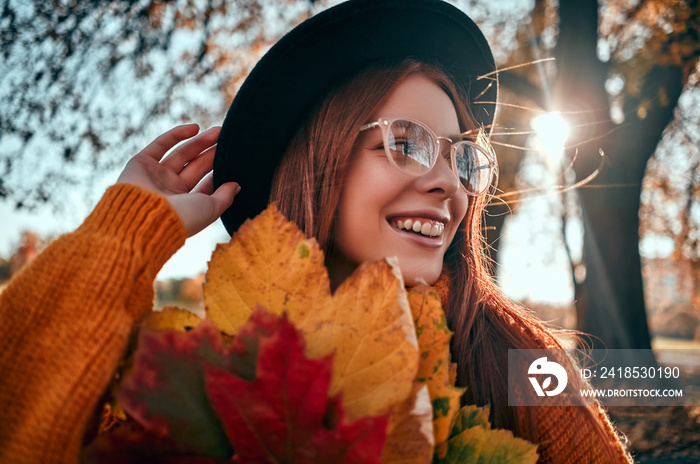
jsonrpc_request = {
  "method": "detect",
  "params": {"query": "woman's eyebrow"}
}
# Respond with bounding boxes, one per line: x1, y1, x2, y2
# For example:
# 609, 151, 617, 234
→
356, 131, 381, 145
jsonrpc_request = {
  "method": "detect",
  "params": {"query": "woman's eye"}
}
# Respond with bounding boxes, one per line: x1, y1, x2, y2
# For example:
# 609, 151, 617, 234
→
391, 139, 412, 154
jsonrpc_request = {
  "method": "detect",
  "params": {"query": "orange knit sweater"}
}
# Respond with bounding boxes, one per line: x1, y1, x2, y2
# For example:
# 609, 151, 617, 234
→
0, 184, 187, 463
0, 184, 632, 463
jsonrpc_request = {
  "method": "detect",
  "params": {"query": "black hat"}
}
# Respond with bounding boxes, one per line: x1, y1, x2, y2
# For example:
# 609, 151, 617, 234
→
213, 0, 497, 235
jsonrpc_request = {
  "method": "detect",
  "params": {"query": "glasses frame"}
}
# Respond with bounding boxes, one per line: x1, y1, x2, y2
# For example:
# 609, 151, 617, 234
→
359, 117, 497, 196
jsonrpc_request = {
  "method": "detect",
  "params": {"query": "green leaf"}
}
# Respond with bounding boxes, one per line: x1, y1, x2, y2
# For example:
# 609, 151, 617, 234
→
450, 405, 490, 435
434, 406, 538, 464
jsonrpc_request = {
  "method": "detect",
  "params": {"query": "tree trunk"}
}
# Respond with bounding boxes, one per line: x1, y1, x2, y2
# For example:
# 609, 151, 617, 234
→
555, 0, 684, 349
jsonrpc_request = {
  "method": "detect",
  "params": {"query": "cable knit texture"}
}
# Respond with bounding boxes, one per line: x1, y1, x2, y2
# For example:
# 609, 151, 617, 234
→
0, 187, 631, 463
0, 184, 186, 464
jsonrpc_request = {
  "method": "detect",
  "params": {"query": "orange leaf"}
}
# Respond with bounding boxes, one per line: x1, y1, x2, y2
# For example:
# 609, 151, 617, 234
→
381, 383, 434, 464
204, 204, 329, 334
141, 306, 203, 332
298, 258, 419, 421
409, 285, 464, 448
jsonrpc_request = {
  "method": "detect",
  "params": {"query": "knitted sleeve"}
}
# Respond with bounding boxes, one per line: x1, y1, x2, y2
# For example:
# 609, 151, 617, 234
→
0, 183, 187, 464
532, 404, 633, 464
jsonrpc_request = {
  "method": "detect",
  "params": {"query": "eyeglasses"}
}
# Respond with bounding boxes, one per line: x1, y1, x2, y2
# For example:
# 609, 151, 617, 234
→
360, 117, 497, 196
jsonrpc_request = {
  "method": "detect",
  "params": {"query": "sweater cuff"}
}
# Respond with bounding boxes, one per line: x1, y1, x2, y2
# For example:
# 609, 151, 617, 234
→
77, 183, 187, 275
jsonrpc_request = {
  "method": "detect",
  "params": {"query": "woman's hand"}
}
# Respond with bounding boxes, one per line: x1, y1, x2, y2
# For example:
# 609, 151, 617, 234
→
117, 124, 240, 237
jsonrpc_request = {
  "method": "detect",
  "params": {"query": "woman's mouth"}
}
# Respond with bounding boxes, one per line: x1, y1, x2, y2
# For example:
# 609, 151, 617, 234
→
389, 217, 445, 237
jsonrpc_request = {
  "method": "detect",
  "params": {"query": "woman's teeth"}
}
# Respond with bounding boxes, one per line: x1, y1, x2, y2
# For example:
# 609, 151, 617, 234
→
394, 219, 444, 237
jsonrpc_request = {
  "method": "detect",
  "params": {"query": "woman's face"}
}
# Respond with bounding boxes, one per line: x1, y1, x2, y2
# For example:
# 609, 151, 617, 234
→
330, 74, 469, 287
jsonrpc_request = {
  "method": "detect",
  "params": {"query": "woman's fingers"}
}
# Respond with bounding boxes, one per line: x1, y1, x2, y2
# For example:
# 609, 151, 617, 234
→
120, 124, 240, 237
209, 182, 240, 221
191, 171, 216, 196
161, 126, 221, 173
139, 124, 200, 161
180, 145, 216, 191
170, 177, 240, 237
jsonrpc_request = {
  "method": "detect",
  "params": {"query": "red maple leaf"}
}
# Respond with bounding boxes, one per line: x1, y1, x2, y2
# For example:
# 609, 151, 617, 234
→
116, 320, 235, 459
105, 307, 388, 463
205, 308, 389, 464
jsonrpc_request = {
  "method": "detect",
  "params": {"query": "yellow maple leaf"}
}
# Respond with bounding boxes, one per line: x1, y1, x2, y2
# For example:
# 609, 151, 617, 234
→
204, 204, 329, 333
409, 285, 464, 450
298, 257, 418, 421
204, 204, 419, 424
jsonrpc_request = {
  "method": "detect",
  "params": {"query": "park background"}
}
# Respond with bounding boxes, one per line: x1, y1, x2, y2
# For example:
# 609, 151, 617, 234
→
1, 0, 699, 461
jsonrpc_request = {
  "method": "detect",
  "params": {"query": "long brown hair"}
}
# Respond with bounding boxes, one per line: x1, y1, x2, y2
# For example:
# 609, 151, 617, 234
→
270, 60, 624, 461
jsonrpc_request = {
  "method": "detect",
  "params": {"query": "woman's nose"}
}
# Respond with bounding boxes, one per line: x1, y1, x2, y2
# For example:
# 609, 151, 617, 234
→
414, 149, 461, 198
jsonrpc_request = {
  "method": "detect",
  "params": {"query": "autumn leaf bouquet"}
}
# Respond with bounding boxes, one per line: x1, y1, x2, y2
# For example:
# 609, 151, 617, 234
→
82, 205, 538, 464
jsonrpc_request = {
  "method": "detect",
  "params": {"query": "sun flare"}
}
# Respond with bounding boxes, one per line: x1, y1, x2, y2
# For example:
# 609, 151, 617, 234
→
531, 112, 570, 165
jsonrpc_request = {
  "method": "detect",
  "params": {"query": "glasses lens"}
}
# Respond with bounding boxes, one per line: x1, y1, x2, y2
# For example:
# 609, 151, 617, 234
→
386, 120, 436, 175
453, 143, 493, 194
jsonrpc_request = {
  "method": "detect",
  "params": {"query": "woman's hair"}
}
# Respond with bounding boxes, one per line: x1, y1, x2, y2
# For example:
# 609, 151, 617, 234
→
270, 60, 622, 460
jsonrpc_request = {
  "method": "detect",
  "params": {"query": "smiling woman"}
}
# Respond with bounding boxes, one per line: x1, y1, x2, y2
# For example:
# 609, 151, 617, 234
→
330, 74, 469, 288
270, 66, 499, 289
0, 1, 632, 463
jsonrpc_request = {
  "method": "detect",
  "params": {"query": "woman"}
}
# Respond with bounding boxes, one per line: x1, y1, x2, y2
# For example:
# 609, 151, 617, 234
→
0, 0, 631, 462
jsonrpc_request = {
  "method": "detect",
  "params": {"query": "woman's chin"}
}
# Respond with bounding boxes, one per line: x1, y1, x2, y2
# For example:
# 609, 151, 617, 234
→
400, 264, 442, 288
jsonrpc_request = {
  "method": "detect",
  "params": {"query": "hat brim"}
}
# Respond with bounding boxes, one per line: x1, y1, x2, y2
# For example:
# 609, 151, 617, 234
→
213, 0, 497, 235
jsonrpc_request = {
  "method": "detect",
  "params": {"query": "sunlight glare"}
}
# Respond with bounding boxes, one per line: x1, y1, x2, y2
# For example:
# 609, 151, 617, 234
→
531, 112, 570, 165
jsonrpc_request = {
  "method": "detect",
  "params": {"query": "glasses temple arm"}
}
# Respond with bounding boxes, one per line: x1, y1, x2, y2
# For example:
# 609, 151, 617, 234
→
360, 122, 380, 131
